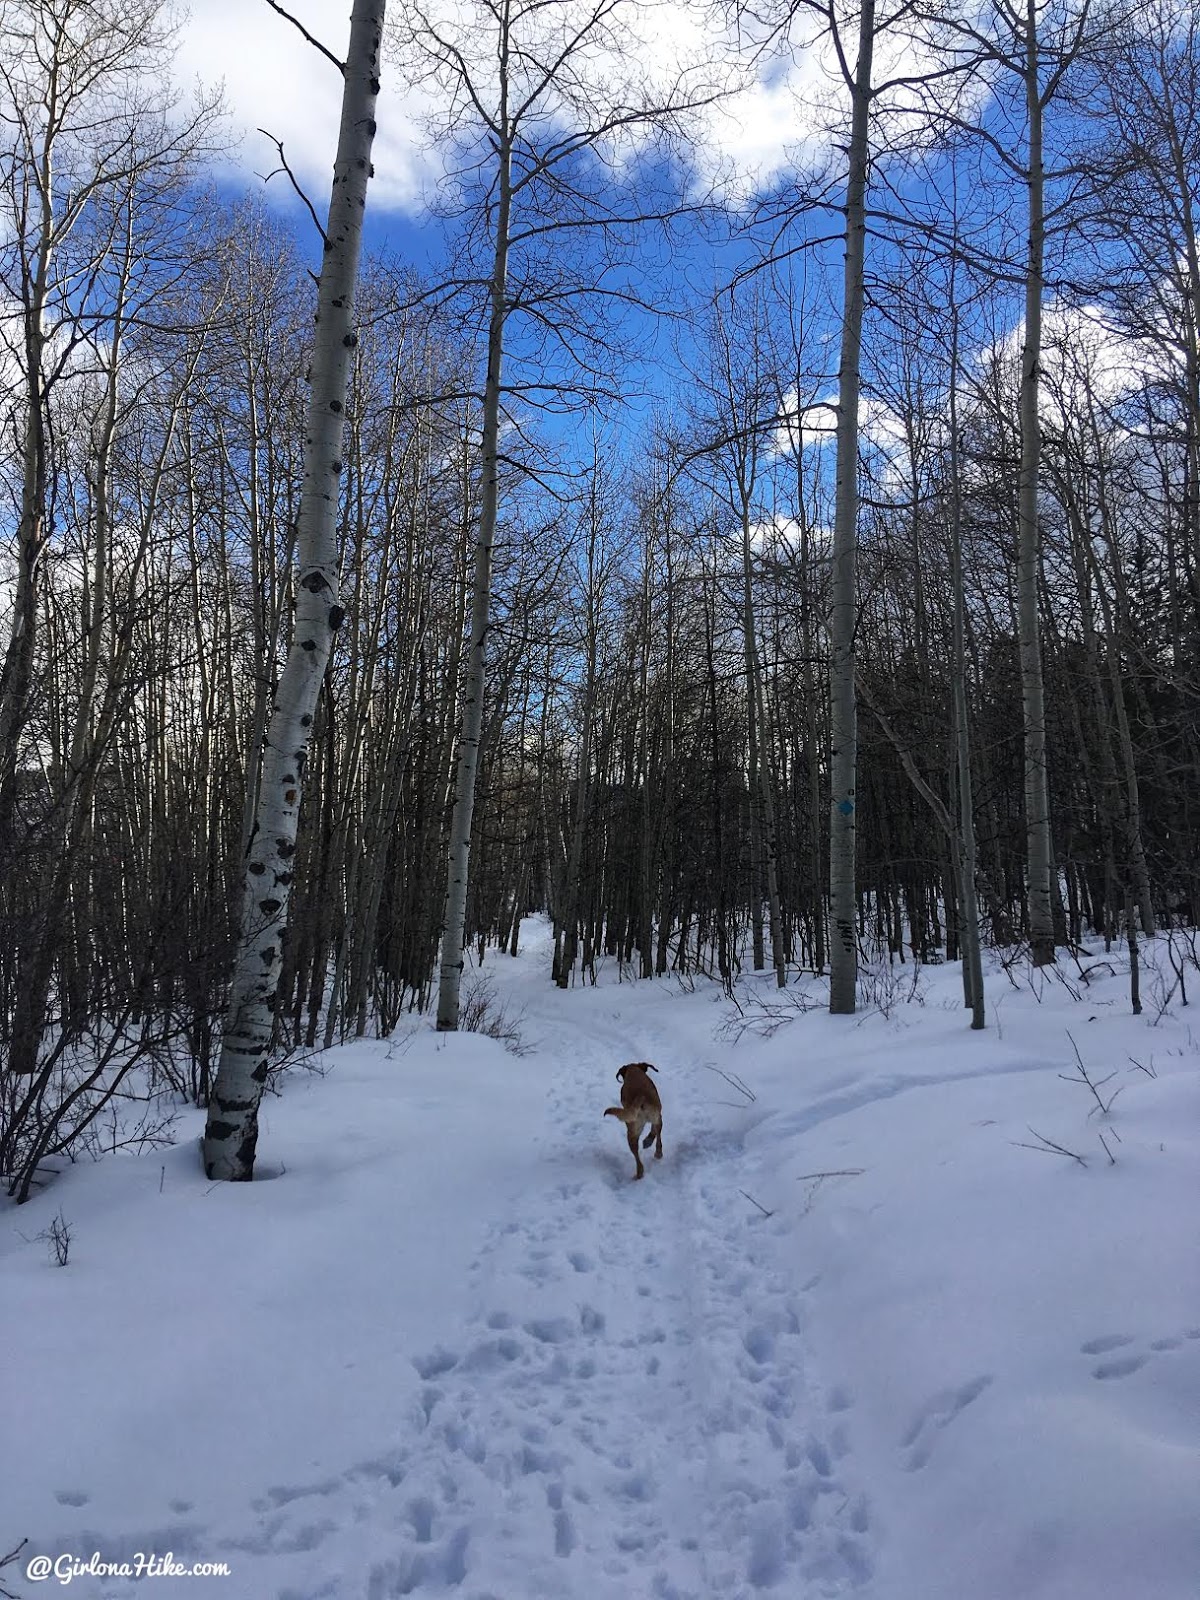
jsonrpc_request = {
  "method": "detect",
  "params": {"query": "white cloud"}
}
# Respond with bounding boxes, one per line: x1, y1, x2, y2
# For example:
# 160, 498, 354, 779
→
773, 389, 837, 456
172, 0, 956, 219
978, 301, 1174, 429
749, 512, 830, 554
173, 0, 439, 214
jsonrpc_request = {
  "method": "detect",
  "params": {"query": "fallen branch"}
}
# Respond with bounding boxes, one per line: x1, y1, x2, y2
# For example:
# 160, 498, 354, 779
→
1014, 1126, 1088, 1166
738, 1189, 774, 1217
703, 1063, 756, 1102
794, 1168, 866, 1180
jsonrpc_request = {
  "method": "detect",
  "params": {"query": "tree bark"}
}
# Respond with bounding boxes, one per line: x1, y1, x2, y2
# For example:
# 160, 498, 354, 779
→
1019, 0, 1056, 966
828, 0, 875, 1013
202, 0, 385, 1180
436, 70, 512, 1029
948, 327, 985, 1028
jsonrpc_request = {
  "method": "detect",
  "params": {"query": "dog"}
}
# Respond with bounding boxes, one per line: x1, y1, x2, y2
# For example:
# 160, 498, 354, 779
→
604, 1062, 663, 1180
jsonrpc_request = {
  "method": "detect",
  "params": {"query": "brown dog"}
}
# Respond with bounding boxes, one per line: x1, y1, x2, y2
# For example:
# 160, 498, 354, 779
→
604, 1062, 663, 1180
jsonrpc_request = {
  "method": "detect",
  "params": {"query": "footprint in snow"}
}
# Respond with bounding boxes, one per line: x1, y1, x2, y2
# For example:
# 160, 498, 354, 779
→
1085, 1329, 1198, 1380
901, 1375, 993, 1470
347, 1449, 408, 1488
261, 1479, 340, 1509
412, 1345, 459, 1380
525, 1315, 574, 1344
1079, 1333, 1134, 1355
365, 1526, 469, 1599
461, 1334, 523, 1371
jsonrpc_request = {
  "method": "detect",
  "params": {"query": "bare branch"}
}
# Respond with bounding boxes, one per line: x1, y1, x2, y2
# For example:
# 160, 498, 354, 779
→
262, 0, 346, 75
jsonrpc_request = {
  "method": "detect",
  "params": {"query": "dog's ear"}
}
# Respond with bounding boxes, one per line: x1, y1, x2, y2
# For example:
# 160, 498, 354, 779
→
645, 1063, 659, 1073
615, 1066, 625, 1080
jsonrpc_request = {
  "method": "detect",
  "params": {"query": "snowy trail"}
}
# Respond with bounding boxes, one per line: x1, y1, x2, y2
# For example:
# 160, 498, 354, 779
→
9, 928, 1200, 1600
344, 985, 873, 1600
213, 982, 873, 1600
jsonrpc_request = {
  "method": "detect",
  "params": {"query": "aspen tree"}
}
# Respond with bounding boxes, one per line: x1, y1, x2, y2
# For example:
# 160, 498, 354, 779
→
203, 0, 385, 1181
828, 0, 876, 1013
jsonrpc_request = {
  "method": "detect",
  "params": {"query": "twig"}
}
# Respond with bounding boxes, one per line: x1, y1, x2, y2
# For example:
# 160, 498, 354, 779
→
1097, 1131, 1117, 1165
1014, 1126, 1088, 1166
738, 1189, 774, 1217
703, 1063, 755, 1102
1059, 1031, 1123, 1116
263, 0, 346, 74
0, 1537, 27, 1600
256, 130, 330, 249
1128, 1054, 1157, 1078
794, 1168, 866, 1180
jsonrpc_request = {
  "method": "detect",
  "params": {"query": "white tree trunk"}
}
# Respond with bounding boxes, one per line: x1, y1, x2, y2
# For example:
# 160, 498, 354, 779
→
740, 506, 786, 987
828, 0, 875, 1015
436, 131, 512, 1031
203, 0, 385, 1180
949, 320, 985, 1028
1019, 0, 1056, 967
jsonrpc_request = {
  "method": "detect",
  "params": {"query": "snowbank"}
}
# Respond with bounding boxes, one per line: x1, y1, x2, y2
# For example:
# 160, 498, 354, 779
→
3, 923, 1197, 1599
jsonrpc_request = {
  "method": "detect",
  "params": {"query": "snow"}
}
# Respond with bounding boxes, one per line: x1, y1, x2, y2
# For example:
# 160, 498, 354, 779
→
3, 918, 1198, 1600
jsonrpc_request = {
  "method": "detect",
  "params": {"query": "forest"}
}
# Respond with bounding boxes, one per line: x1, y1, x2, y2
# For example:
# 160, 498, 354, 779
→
1, 0, 1197, 1194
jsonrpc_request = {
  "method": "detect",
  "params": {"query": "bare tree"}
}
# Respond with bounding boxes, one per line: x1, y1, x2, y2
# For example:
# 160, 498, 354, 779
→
827, 0, 876, 1012
202, 0, 385, 1182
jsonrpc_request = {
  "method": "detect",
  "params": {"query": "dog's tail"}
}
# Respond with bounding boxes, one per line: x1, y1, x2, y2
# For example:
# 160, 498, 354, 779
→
604, 1106, 636, 1123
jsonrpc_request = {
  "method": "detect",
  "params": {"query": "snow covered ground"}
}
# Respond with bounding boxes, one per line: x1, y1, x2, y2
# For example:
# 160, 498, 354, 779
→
4, 918, 1198, 1600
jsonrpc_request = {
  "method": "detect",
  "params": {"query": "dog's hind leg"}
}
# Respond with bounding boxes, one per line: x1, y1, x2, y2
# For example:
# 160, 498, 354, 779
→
626, 1122, 645, 1179
647, 1116, 663, 1159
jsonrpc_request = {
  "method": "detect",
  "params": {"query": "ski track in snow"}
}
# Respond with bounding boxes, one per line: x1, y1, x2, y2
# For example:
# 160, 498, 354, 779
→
88, 997, 873, 1600
340, 1002, 875, 1600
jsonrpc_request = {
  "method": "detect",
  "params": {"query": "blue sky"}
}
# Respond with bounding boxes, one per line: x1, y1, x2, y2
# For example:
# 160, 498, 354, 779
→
176, 0, 1125, 480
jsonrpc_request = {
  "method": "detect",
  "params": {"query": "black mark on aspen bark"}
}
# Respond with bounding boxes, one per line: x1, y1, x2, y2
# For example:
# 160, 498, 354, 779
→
234, 1127, 258, 1175
260, 899, 282, 915
329, 606, 345, 631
